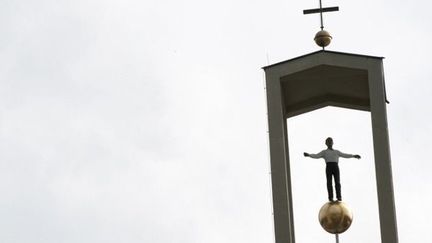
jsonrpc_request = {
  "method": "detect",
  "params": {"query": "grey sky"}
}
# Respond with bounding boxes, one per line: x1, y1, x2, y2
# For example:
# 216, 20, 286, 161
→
0, 0, 431, 242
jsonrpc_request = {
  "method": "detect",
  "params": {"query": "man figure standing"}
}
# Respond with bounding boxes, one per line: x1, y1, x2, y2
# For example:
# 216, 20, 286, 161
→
304, 137, 361, 201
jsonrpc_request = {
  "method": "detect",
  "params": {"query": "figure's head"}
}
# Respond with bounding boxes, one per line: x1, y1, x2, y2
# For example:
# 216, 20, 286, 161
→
325, 137, 333, 148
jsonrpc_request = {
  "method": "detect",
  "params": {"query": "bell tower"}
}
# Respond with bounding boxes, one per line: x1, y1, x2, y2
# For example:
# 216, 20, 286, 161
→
262, 2, 398, 243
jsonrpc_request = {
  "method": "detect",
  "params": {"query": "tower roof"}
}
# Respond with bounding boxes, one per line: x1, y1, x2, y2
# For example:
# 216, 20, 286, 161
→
262, 50, 384, 70
263, 50, 386, 118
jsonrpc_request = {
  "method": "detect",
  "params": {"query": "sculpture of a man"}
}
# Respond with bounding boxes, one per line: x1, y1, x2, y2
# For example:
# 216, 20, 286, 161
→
304, 137, 361, 201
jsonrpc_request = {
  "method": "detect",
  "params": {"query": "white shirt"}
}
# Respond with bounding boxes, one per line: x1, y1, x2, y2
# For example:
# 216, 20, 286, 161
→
309, 149, 355, 163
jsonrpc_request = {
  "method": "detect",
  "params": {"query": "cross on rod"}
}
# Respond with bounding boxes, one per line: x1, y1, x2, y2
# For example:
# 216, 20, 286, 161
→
303, 0, 339, 30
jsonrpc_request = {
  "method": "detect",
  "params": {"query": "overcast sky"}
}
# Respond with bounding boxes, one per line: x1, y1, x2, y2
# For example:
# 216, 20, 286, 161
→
1, 0, 431, 242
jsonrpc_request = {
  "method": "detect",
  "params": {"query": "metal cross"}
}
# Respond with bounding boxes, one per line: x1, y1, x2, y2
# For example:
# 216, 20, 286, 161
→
303, 0, 339, 30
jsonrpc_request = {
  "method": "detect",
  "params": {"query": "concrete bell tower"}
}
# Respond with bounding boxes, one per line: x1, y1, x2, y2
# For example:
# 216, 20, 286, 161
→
262, 2, 398, 243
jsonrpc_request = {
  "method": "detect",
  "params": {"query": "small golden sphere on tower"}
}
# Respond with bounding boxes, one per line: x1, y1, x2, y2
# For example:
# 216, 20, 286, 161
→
314, 30, 332, 48
318, 201, 353, 234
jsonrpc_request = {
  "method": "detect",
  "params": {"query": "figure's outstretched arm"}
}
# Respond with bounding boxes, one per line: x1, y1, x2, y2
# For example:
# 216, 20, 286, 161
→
338, 151, 361, 159
304, 151, 323, 159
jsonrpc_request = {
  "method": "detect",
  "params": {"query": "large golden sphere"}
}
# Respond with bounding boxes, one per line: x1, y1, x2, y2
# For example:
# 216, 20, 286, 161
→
318, 201, 353, 234
314, 30, 332, 48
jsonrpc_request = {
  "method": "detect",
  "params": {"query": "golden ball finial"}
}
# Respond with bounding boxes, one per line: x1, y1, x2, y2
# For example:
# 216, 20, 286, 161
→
318, 201, 353, 234
314, 30, 332, 48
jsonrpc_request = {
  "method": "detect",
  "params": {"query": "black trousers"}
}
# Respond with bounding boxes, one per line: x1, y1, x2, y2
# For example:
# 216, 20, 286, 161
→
326, 162, 341, 200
